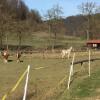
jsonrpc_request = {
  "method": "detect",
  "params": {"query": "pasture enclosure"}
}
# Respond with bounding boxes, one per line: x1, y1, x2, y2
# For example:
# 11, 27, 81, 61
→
0, 50, 100, 100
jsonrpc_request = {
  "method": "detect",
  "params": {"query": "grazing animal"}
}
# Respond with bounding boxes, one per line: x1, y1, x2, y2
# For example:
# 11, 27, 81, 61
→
16, 51, 21, 62
61, 47, 72, 59
2, 50, 9, 63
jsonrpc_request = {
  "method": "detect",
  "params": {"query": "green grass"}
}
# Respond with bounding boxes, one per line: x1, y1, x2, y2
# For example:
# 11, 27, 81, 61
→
0, 55, 67, 100
1, 32, 100, 100
70, 70, 100, 98
0, 52, 100, 100
3, 32, 86, 49
58, 60, 100, 100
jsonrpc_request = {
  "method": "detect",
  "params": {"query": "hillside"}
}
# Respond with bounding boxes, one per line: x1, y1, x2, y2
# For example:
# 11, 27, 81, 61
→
0, 0, 100, 50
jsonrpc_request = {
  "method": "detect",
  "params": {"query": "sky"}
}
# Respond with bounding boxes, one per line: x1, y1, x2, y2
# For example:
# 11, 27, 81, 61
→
24, 0, 100, 17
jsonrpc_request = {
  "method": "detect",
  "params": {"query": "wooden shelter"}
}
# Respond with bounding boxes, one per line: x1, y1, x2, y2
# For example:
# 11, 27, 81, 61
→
87, 40, 100, 49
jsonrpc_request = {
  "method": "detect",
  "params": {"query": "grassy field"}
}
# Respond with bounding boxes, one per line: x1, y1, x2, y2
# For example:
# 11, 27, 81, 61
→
0, 53, 67, 100
0, 51, 100, 100
3, 32, 86, 49
1, 32, 100, 100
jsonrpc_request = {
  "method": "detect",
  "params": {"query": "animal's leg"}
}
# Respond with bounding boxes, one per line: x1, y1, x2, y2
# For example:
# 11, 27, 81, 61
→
17, 59, 19, 62
61, 52, 65, 59
62, 53, 64, 58
68, 51, 70, 59
4, 58, 7, 63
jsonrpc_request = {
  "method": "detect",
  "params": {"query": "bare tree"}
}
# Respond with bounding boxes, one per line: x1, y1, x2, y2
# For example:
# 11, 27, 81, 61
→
45, 4, 63, 51
78, 2, 96, 40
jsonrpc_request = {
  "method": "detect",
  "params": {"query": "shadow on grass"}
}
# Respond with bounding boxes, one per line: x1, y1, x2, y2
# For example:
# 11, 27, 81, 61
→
7, 60, 23, 63
20, 60, 23, 63
8, 59, 13, 62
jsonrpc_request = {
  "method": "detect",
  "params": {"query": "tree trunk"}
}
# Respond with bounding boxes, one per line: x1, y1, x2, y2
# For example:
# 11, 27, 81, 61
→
6, 33, 8, 50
